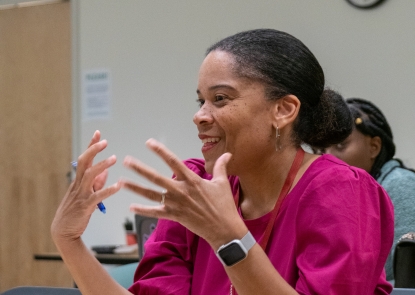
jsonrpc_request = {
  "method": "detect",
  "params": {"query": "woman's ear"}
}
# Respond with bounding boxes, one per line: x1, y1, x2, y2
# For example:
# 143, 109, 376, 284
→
369, 136, 382, 159
272, 95, 301, 129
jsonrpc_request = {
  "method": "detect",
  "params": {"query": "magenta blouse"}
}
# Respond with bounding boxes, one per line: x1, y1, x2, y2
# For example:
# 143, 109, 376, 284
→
128, 154, 394, 295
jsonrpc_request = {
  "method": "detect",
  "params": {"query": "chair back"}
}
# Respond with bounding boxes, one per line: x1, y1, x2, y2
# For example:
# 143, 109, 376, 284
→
134, 214, 158, 260
1, 286, 81, 295
394, 232, 415, 288
108, 262, 139, 289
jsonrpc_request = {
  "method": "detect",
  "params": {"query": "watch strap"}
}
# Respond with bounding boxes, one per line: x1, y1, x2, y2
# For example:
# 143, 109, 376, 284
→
240, 231, 256, 252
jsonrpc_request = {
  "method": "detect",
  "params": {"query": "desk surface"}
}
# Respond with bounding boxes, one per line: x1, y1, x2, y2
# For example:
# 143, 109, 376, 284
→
34, 252, 139, 265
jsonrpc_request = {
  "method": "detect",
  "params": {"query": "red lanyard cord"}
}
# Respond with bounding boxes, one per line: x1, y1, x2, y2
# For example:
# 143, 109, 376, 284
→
231, 148, 305, 295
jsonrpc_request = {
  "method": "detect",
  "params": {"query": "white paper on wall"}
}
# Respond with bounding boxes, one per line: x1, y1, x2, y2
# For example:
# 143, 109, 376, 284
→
82, 69, 111, 120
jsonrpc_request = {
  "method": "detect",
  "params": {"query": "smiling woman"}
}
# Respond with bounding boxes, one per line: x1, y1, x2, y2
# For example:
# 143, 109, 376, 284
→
51, 29, 394, 295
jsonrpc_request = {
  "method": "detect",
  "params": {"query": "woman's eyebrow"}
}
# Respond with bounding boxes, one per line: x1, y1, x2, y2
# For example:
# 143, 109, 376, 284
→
196, 84, 236, 94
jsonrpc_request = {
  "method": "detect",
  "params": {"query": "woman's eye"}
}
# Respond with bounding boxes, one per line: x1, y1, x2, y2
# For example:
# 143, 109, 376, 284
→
196, 99, 205, 108
215, 95, 225, 102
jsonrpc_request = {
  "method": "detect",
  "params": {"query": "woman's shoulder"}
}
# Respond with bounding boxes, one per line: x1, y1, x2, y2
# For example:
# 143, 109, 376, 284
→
293, 154, 389, 204
302, 153, 374, 184
378, 159, 415, 184
378, 159, 415, 202
291, 153, 393, 224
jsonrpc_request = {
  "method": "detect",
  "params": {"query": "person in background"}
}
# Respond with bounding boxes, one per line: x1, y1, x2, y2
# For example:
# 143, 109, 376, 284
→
51, 29, 394, 295
323, 97, 415, 282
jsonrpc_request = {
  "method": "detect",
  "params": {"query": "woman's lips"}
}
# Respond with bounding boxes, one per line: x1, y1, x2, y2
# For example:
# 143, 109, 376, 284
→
200, 137, 220, 153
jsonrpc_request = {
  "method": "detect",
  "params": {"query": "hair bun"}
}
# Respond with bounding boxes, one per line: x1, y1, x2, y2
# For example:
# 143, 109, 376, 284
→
295, 89, 352, 148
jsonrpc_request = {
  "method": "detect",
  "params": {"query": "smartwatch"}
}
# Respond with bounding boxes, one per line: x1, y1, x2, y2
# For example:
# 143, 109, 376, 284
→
216, 231, 256, 267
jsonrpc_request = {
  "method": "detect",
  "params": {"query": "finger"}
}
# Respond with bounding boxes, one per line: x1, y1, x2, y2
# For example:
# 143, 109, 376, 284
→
79, 155, 116, 192
211, 152, 232, 182
121, 179, 166, 204
145, 138, 192, 181
90, 181, 122, 206
123, 156, 175, 191
129, 203, 167, 220
74, 140, 108, 186
87, 130, 101, 148
93, 169, 108, 191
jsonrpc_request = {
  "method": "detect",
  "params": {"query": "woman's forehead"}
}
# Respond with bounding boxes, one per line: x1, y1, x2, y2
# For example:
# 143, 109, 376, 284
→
199, 51, 235, 76
197, 52, 239, 89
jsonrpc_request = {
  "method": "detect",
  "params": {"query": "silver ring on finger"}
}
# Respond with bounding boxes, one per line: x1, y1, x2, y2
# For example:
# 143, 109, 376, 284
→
161, 189, 167, 206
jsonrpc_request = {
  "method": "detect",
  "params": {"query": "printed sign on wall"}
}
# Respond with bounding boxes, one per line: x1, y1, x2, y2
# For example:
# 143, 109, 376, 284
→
82, 69, 111, 120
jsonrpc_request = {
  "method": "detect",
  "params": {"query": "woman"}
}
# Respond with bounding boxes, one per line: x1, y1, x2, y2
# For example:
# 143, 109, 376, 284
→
51, 29, 394, 294
323, 98, 415, 282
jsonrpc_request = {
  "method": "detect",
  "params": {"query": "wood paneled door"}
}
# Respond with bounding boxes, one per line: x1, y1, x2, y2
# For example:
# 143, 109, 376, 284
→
0, 1, 73, 291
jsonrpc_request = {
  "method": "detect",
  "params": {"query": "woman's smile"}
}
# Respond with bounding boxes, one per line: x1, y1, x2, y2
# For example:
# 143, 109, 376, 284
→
200, 136, 221, 153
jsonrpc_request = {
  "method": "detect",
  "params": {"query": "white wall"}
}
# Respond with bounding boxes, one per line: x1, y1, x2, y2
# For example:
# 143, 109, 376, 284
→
73, 0, 415, 247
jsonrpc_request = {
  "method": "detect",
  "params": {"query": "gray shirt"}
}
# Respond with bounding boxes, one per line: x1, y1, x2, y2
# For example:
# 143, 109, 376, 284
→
377, 159, 415, 281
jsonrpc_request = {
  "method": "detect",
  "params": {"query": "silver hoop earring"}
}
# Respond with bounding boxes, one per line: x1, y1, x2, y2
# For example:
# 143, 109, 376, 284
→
276, 125, 281, 151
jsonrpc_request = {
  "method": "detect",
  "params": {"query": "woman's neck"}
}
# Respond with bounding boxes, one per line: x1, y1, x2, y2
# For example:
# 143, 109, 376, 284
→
237, 147, 317, 220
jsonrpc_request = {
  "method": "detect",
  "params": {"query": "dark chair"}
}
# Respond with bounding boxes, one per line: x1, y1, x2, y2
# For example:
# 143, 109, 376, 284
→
134, 214, 158, 260
394, 232, 415, 288
1, 286, 81, 295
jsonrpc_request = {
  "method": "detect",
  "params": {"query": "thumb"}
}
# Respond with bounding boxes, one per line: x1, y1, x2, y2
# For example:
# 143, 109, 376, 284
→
212, 153, 232, 181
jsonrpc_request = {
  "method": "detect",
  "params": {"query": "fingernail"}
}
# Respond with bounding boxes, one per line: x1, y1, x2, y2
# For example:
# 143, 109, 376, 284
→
145, 138, 157, 147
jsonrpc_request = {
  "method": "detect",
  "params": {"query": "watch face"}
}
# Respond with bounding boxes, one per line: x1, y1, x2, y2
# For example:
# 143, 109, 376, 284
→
346, 0, 385, 9
218, 242, 247, 266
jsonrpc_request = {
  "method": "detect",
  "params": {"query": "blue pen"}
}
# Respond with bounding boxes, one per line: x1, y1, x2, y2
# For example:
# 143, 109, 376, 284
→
71, 161, 106, 214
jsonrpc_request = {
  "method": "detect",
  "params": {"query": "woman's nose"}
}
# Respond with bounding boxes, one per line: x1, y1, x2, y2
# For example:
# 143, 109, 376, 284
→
193, 104, 214, 126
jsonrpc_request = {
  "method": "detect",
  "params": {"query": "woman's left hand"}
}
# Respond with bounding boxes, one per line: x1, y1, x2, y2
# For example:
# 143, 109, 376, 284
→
122, 139, 247, 250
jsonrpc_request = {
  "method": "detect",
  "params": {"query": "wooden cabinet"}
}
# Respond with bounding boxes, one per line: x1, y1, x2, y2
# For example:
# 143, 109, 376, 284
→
0, 1, 73, 291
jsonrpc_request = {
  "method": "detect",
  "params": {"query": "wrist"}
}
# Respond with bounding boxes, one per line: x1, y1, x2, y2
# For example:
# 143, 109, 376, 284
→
207, 220, 249, 252
52, 233, 82, 253
216, 231, 256, 267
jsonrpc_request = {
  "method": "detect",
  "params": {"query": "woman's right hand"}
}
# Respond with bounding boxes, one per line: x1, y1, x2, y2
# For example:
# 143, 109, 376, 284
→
51, 131, 121, 244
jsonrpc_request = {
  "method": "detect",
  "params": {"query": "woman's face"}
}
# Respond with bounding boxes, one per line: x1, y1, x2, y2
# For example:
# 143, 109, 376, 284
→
324, 128, 378, 173
193, 50, 276, 174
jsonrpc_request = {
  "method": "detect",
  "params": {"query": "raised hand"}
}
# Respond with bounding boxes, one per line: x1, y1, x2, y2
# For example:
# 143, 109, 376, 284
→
121, 138, 247, 250
51, 131, 121, 243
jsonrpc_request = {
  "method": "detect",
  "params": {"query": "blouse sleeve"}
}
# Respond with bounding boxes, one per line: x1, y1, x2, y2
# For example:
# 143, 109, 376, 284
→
127, 158, 208, 295
128, 219, 197, 295
293, 166, 394, 295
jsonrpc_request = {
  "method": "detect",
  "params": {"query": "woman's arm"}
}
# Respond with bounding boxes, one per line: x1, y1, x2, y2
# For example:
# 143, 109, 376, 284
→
51, 131, 127, 295
221, 244, 297, 295
54, 237, 132, 295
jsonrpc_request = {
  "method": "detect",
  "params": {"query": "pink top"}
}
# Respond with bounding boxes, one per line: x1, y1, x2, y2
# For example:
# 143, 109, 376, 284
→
129, 155, 394, 295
